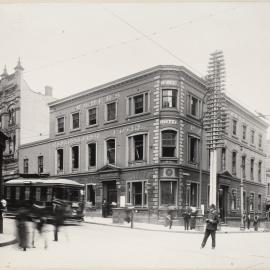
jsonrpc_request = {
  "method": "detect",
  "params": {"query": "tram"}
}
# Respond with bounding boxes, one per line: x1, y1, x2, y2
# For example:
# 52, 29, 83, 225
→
4, 178, 85, 221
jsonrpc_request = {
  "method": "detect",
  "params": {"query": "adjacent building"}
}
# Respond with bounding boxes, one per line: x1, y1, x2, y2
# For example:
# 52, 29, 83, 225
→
18, 65, 268, 225
0, 60, 56, 180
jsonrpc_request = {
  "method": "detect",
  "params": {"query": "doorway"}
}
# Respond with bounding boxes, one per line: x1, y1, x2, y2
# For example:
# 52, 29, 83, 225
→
102, 180, 117, 217
218, 185, 228, 223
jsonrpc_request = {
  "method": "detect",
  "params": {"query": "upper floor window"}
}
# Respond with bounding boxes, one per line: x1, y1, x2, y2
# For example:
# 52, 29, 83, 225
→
86, 184, 96, 206
106, 139, 116, 165
241, 156, 246, 179
128, 134, 148, 163
23, 158, 29, 174
188, 94, 201, 118
88, 143, 96, 168
268, 183, 270, 196
162, 89, 177, 109
232, 119, 237, 136
258, 161, 262, 182
242, 125, 247, 140
57, 149, 64, 173
251, 130, 255, 145
258, 134, 262, 148
188, 136, 199, 164
38, 156, 44, 174
71, 145, 79, 170
250, 159, 254, 180
57, 117, 65, 133
221, 148, 226, 171
232, 152, 237, 176
162, 130, 177, 158
128, 92, 149, 116
87, 108, 97, 126
106, 102, 117, 122
71, 112, 80, 130
8, 107, 16, 126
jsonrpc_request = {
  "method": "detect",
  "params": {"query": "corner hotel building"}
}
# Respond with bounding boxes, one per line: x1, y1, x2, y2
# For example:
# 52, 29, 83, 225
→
18, 65, 268, 225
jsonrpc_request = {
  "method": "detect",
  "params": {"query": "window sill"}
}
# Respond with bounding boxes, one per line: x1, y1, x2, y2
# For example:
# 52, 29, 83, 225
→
232, 135, 239, 140
85, 124, 98, 129
56, 132, 65, 136
128, 160, 148, 166
88, 166, 97, 171
126, 111, 151, 119
70, 128, 81, 133
104, 119, 118, 125
241, 139, 248, 144
160, 107, 179, 112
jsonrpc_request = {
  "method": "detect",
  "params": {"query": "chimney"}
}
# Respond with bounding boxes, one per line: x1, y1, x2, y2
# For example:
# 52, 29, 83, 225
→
45, 85, 53, 96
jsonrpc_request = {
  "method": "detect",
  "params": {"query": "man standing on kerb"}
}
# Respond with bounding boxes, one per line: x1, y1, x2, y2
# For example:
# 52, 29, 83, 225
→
201, 204, 219, 250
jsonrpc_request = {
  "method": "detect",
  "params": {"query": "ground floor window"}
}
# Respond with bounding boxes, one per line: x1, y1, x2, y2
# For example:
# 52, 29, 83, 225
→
35, 187, 41, 201
189, 183, 199, 207
126, 180, 147, 207
160, 181, 177, 206
249, 193, 255, 212
258, 194, 262, 212
231, 189, 237, 210
86, 184, 96, 206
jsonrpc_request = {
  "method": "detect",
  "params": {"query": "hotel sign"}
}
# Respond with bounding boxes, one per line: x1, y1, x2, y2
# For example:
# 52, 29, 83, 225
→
160, 119, 178, 125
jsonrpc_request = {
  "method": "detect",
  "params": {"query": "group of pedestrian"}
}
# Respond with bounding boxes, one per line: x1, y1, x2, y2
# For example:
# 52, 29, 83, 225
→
242, 212, 260, 231
16, 200, 65, 251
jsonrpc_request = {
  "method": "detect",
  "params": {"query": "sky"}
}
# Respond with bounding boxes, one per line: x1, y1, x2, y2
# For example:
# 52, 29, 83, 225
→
0, 2, 270, 126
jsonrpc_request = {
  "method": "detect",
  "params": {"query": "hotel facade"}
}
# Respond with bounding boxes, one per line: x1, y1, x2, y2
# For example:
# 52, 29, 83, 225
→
18, 65, 268, 225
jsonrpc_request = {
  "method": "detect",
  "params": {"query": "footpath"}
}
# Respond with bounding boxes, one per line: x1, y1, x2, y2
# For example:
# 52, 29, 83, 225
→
0, 233, 16, 247
83, 216, 267, 234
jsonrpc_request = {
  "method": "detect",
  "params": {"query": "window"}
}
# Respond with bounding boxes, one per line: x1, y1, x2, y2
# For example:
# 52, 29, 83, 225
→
232, 120, 237, 136
47, 188, 53, 202
38, 156, 44, 174
258, 194, 262, 212
251, 130, 255, 144
8, 107, 16, 126
188, 136, 199, 164
241, 156, 246, 179
23, 158, 29, 174
88, 108, 97, 126
162, 89, 177, 108
35, 187, 41, 201
259, 134, 262, 148
57, 149, 64, 173
221, 148, 226, 171
88, 143, 96, 168
160, 181, 177, 205
188, 94, 201, 118
126, 181, 148, 207
71, 145, 79, 170
72, 112, 80, 130
15, 187, 20, 200
25, 187, 30, 200
128, 93, 149, 116
250, 159, 254, 180
161, 130, 177, 158
249, 193, 254, 212
106, 139, 116, 165
232, 152, 237, 176
231, 189, 237, 210
258, 161, 262, 182
242, 125, 247, 140
128, 134, 148, 163
190, 183, 199, 207
106, 102, 116, 121
57, 117, 65, 133
86, 184, 95, 206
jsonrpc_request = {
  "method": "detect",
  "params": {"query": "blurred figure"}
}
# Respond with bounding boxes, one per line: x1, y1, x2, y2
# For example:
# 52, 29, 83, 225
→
242, 211, 247, 229
31, 204, 48, 249
16, 207, 29, 251
201, 204, 219, 249
53, 200, 65, 242
182, 206, 191, 230
165, 210, 173, 229
247, 213, 251, 230
253, 212, 259, 231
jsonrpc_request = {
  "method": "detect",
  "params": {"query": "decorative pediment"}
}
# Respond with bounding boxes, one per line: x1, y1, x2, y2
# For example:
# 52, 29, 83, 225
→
218, 170, 233, 178
97, 164, 121, 173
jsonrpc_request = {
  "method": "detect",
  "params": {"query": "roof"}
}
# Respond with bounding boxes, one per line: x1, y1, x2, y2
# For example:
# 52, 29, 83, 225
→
5, 178, 84, 187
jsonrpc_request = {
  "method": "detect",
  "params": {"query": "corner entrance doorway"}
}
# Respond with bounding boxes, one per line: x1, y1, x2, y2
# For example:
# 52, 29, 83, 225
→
102, 180, 117, 217
218, 185, 228, 223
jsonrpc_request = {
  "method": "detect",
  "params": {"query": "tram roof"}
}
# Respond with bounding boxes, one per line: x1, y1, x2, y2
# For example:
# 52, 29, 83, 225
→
5, 178, 84, 187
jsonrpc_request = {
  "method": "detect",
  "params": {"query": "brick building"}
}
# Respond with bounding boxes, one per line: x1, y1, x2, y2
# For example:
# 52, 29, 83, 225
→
18, 65, 268, 225
0, 60, 56, 180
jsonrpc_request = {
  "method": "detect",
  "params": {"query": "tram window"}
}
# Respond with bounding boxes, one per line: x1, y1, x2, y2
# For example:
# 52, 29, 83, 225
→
15, 187, 20, 200
6, 187, 11, 200
70, 189, 79, 201
47, 188, 53, 201
54, 188, 64, 200
36, 187, 41, 201
86, 185, 95, 206
25, 187, 30, 200
41, 188, 47, 201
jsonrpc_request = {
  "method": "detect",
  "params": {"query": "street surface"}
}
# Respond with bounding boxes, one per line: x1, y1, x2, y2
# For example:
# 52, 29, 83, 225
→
1, 218, 270, 270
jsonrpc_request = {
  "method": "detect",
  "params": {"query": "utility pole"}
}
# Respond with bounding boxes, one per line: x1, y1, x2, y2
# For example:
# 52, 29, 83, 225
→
204, 51, 227, 207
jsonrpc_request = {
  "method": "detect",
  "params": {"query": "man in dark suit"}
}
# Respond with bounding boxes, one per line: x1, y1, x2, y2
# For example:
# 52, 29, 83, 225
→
201, 204, 219, 249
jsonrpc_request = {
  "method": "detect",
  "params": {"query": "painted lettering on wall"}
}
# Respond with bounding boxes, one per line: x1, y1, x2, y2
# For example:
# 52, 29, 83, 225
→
54, 133, 100, 147
113, 124, 146, 135
160, 119, 178, 125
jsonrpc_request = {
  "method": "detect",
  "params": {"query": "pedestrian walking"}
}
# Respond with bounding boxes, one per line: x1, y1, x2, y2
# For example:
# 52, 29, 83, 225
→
201, 204, 219, 250
253, 212, 259, 231
165, 210, 173, 229
182, 206, 191, 230
16, 207, 29, 251
242, 211, 247, 229
52, 200, 65, 242
247, 213, 251, 230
